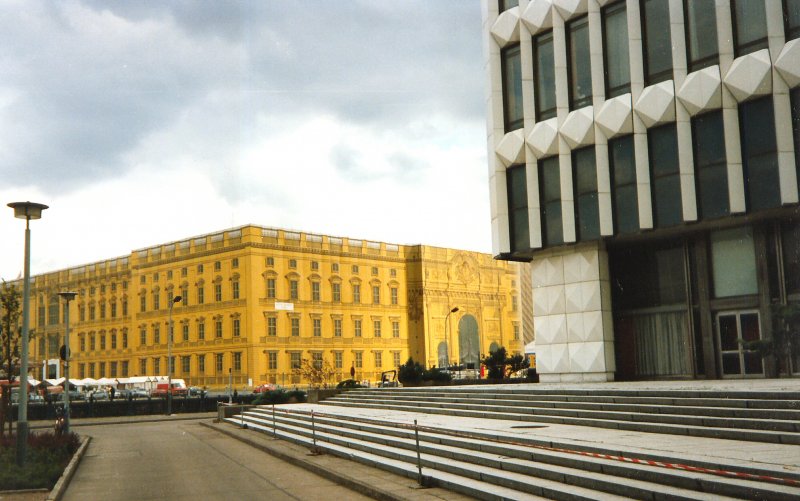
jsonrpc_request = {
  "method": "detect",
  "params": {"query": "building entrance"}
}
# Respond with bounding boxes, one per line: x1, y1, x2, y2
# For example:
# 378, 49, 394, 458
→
716, 311, 764, 377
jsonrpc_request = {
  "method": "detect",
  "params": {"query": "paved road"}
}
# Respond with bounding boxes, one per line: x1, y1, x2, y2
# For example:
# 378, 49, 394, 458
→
63, 418, 373, 501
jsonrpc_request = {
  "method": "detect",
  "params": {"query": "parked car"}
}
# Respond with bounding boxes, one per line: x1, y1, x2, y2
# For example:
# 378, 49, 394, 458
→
89, 390, 109, 401
187, 387, 205, 397
57, 390, 84, 402
130, 388, 149, 399
151, 383, 188, 397
253, 384, 277, 393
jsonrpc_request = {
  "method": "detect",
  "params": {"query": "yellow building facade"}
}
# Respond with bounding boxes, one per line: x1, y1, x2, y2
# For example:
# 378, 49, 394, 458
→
24, 226, 521, 389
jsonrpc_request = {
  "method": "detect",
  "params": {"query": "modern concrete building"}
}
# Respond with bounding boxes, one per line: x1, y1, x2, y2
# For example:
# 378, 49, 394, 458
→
484, 0, 800, 381
19, 225, 521, 389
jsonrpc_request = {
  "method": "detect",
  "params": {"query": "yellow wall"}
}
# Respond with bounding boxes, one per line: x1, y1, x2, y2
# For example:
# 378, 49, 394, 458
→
23, 225, 521, 389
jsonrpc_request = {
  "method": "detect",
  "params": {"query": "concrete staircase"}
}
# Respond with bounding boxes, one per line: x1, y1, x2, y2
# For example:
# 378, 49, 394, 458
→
224, 404, 800, 500
320, 387, 800, 445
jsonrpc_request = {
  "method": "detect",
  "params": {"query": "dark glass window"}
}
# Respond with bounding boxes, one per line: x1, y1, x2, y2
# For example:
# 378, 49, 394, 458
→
691, 111, 729, 219
786, 0, 800, 40
572, 147, 600, 241
501, 44, 523, 132
648, 124, 682, 227
783, 221, 800, 297
567, 15, 592, 110
611, 244, 687, 309
641, 0, 673, 85
685, 0, 719, 71
539, 157, 563, 246
739, 97, 780, 211
507, 165, 530, 252
602, 1, 630, 97
732, 0, 768, 56
534, 31, 557, 121
792, 88, 800, 191
609, 135, 639, 233
499, 0, 519, 11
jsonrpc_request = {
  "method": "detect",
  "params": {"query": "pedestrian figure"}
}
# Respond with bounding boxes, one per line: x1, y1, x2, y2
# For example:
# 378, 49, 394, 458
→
350, 364, 355, 379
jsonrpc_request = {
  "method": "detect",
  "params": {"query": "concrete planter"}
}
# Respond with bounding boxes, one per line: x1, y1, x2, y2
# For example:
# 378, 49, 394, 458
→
306, 388, 340, 403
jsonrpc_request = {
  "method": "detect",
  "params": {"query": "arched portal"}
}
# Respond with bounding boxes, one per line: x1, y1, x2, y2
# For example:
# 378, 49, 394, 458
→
458, 314, 480, 369
437, 341, 448, 369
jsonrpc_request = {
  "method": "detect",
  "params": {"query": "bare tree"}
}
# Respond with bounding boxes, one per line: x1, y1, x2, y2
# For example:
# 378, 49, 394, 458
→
0, 281, 22, 436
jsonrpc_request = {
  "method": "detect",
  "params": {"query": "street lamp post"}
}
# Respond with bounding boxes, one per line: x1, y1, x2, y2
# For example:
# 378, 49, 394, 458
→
167, 295, 182, 415
8, 201, 48, 466
445, 306, 459, 369
58, 291, 77, 434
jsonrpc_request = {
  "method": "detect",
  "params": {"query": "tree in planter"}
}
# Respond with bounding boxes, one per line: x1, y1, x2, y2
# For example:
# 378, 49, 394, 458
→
506, 353, 530, 377
398, 357, 424, 386
743, 304, 800, 377
0, 281, 21, 437
481, 346, 507, 379
292, 358, 336, 389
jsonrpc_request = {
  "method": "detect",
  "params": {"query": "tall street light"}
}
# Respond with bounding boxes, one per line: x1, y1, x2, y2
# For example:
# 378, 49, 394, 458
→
445, 306, 459, 369
167, 294, 181, 416
8, 201, 48, 466
58, 291, 77, 434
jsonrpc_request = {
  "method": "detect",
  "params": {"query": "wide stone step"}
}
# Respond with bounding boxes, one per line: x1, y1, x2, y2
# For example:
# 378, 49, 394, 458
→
228, 412, 744, 501
241, 407, 800, 500
320, 399, 800, 444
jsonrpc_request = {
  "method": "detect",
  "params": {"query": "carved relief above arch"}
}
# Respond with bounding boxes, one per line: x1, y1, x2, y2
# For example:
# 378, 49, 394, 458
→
449, 253, 480, 285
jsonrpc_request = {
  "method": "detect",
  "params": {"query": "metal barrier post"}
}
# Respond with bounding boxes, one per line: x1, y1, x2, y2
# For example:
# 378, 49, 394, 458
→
240, 404, 245, 428
311, 410, 317, 448
272, 404, 276, 437
415, 419, 424, 486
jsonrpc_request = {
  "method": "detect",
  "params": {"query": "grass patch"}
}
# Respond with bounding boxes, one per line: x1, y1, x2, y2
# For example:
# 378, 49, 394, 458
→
0, 432, 80, 490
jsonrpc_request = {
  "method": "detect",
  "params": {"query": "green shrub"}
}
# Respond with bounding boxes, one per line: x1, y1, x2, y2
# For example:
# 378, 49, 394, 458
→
422, 367, 452, 383
253, 389, 289, 405
398, 357, 424, 385
336, 379, 363, 389
285, 389, 307, 402
0, 431, 80, 490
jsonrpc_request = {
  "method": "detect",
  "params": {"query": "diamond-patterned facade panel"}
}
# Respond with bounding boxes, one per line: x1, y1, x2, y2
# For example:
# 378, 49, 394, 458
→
723, 49, 772, 103
496, 129, 525, 167
595, 94, 633, 139
563, 249, 599, 283
549, 342, 571, 373
491, 7, 520, 47
775, 39, 800, 88
677, 65, 722, 116
634, 81, 676, 129
532, 255, 564, 286
521, 0, 553, 35
569, 341, 605, 373
527, 118, 559, 158
553, 0, 588, 21
559, 106, 594, 149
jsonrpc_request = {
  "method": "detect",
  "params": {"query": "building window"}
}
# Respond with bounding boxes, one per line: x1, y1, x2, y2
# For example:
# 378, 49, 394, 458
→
507, 165, 529, 252
332, 263, 339, 272
100, 334, 106, 350
691, 111, 729, 219
139, 358, 147, 375
786, 0, 800, 40
111, 333, 117, 349
122, 331, 128, 348
182, 356, 190, 373
291, 317, 300, 337
153, 358, 160, 375
232, 257, 239, 268
373, 319, 382, 338
539, 157, 563, 246
372, 286, 380, 304
89, 304, 95, 320
197, 264, 204, 274
334, 319, 342, 337
233, 352, 242, 371
153, 292, 160, 311
140, 294, 146, 313
312, 352, 323, 370
392, 321, 400, 338
684, 0, 719, 71
390, 287, 398, 305
290, 352, 301, 369
712, 227, 757, 297
739, 97, 780, 211
567, 15, 592, 109
311, 261, 319, 270
266, 257, 274, 266
289, 259, 297, 269
232, 281, 239, 300
792, 89, 800, 184
181, 267, 187, 277
154, 324, 160, 344
641, 0, 673, 85
267, 317, 277, 337
121, 361, 128, 377
214, 261, 221, 271
732, 0, 768, 57
602, 1, 630, 97
352, 284, 361, 304
501, 44, 523, 131
648, 123, 682, 228
197, 285, 204, 305
352, 264, 359, 274
354, 319, 362, 337
313, 318, 321, 337
290, 280, 298, 300
198, 322, 205, 340
311, 282, 320, 302
393, 352, 401, 368
268, 352, 277, 370
80, 335, 86, 351
233, 319, 240, 337
514, 324, 520, 340
374, 351, 382, 368
139, 327, 146, 346
332, 283, 341, 303
215, 319, 223, 338
181, 287, 188, 306
216, 353, 223, 372
110, 302, 116, 318
610, 135, 639, 233
90, 333, 96, 351
214, 284, 222, 302
334, 352, 343, 369
198, 354, 205, 373
533, 30, 557, 121
354, 352, 363, 369
499, 0, 518, 11
266, 278, 276, 298
573, 146, 600, 241
182, 324, 189, 341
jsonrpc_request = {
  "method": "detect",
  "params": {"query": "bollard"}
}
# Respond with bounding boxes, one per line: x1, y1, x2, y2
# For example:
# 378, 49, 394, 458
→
240, 404, 245, 428
272, 404, 276, 437
311, 410, 317, 448
415, 419, 423, 486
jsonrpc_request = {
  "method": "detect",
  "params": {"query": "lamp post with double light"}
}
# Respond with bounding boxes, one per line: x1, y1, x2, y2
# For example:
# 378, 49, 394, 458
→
57, 291, 77, 434
167, 295, 182, 415
8, 201, 48, 466
445, 306, 459, 369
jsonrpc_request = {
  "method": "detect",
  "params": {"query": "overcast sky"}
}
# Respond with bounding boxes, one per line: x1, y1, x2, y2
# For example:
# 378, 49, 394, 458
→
0, 0, 490, 280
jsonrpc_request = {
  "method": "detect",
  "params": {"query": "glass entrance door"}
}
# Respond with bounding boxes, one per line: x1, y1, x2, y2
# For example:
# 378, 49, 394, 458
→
717, 311, 764, 377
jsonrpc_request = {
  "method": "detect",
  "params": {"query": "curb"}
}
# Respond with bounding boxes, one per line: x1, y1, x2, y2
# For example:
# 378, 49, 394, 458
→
201, 421, 408, 501
47, 435, 92, 501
